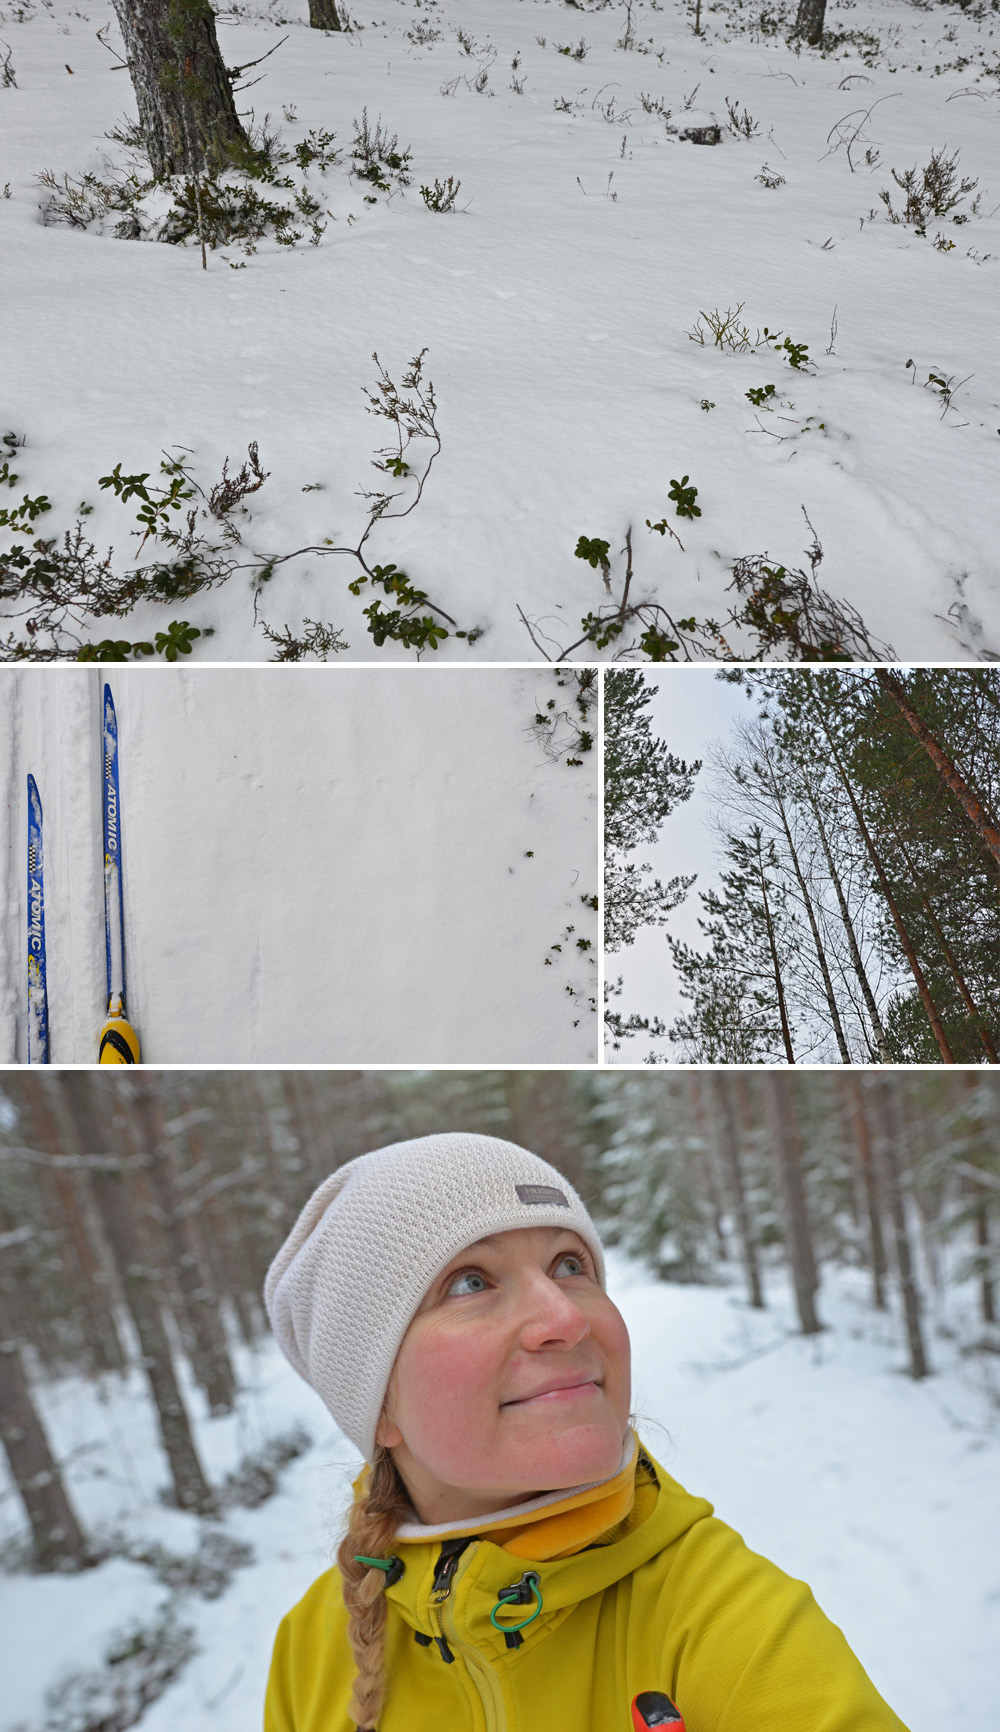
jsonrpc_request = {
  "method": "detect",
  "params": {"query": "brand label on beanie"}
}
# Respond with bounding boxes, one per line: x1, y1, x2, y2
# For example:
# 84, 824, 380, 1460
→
515, 1183, 569, 1207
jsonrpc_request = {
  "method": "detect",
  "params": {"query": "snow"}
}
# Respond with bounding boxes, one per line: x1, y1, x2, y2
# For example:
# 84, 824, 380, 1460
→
0, 668, 597, 1059
1, 0, 999, 660
2, 1256, 998, 1732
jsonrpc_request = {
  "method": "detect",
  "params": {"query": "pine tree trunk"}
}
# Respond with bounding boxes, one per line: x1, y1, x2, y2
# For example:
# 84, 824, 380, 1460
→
120, 1080, 237, 1416
809, 698, 956, 1062
844, 1076, 887, 1310
874, 670, 1000, 873
59, 1078, 215, 1514
709, 1077, 764, 1308
871, 1080, 930, 1378
0, 1283, 90, 1570
506, 1071, 587, 1198
309, 0, 343, 27
793, 0, 826, 43
112, 0, 250, 179
760, 1077, 821, 1333
893, 835, 999, 1064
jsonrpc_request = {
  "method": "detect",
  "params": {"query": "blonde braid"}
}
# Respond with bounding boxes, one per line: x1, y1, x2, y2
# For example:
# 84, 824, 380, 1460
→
337, 1448, 411, 1731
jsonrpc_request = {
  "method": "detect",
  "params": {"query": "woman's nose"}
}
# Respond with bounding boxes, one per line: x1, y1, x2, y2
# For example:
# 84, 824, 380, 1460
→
516, 1272, 591, 1351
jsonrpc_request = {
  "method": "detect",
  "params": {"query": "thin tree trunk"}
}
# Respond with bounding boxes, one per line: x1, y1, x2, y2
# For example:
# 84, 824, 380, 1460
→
760, 1077, 821, 1334
802, 786, 894, 1063
809, 697, 956, 1062
874, 670, 1000, 873
58, 1078, 215, 1515
309, 0, 343, 27
770, 794, 852, 1063
871, 1079, 930, 1378
751, 832, 796, 1064
709, 1077, 764, 1308
976, 1200, 996, 1326
112, 0, 250, 179
506, 1071, 587, 1198
120, 1080, 237, 1416
793, 0, 826, 44
688, 1077, 729, 1261
844, 1077, 887, 1310
0, 1282, 91, 1570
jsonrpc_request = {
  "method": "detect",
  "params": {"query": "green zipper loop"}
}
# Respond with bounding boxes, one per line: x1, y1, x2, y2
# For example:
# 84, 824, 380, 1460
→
489, 1571, 543, 1633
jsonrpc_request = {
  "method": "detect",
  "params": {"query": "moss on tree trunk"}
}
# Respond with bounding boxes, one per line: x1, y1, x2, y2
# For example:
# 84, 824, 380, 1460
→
113, 0, 250, 179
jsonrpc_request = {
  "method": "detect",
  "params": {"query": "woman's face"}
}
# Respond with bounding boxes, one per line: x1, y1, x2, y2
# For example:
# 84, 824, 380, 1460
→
376, 1225, 631, 1523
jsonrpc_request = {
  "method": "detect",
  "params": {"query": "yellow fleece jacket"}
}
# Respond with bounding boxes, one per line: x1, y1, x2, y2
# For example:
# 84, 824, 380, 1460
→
264, 1450, 910, 1732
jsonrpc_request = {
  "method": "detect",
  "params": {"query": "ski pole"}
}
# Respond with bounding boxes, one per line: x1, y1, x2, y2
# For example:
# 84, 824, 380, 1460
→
632, 1692, 686, 1731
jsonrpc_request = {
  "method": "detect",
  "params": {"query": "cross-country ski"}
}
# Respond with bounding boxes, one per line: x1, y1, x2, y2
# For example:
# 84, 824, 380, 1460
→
99, 683, 141, 1065
25, 774, 48, 1065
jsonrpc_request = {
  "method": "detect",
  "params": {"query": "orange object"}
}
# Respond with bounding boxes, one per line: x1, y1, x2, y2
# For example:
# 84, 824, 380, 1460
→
632, 1693, 685, 1730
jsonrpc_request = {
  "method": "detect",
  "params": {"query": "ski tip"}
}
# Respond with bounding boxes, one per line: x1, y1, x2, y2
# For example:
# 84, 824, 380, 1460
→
27, 771, 41, 811
99, 1015, 141, 1065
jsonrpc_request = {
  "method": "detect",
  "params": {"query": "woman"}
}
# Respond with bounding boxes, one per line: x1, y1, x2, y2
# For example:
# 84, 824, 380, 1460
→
263, 1132, 909, 1732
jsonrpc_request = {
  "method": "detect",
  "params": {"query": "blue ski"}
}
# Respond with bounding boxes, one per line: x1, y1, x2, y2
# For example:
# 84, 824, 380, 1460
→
99, 684, 140, 1063
26, 773, 49, 1064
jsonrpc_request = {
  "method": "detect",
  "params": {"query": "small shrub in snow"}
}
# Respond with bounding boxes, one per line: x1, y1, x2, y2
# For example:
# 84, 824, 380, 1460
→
666, 475, 701, 520
555, 38, 589, 58
218, 1423, 312, 1508
755, 164, 785, 188
0, 356, 482, 660
521, 514, 893, 663
420, 175, 461, 212
116, 1527, 254, 1598
43, 1608, 195, 1732
687, 306, 813, 370
350, 109, 412, 193
1, 40, 17, 86
879, 146, 981, 235
724, 97, 760, 138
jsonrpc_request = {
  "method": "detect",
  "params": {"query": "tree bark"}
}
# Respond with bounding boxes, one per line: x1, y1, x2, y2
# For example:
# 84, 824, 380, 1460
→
844, 1076, 887, 1310
809, 696, 956, 1062
309, 0, 343, 27
709, 1077, 764, 1308
0, 1282, 91, 1570
112, 0, 250, 179
892, 835, 999, 1064
792, 0, 826, 44
760, 1077, 821, 1334
874, 669, 1000, 873
871, 1079, 930, 1378
976, 1199, 996, 1326
59, 1077, 215, 1514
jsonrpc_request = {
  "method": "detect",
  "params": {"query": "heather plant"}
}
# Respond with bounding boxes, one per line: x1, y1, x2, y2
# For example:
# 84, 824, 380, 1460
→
879, 146, 982, 235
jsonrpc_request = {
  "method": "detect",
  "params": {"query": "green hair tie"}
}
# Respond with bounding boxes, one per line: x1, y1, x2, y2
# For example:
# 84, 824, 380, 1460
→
354, 1555, 395, 1571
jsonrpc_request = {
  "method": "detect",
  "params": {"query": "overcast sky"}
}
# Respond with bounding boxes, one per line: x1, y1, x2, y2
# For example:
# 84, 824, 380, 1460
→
607, 668, 754, 1064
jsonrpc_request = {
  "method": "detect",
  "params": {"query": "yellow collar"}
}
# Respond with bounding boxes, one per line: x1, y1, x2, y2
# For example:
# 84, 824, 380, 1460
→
395, 1432, 640, 1561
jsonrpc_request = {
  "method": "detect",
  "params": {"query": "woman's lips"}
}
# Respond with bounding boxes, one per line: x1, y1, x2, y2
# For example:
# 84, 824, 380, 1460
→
502, 1377, 601, 1407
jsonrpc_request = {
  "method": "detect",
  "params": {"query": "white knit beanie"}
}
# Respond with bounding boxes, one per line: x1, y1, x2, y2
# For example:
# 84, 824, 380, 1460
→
263, 1131, 605, 1461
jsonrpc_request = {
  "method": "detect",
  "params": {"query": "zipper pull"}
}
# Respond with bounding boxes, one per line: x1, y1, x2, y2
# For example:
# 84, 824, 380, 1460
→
432, 1538, 471, 1602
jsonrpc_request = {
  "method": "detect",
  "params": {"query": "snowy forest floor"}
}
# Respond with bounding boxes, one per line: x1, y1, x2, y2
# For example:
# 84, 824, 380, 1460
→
0, 667, 598, 1061
2, 1255, 998, 1732
1, 0, 999, 660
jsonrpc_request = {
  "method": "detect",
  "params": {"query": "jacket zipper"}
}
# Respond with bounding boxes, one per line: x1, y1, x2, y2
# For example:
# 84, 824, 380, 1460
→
428, 1544, 507, 1732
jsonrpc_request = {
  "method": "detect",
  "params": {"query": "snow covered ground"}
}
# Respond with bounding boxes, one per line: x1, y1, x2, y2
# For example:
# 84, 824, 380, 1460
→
2, 1254, 998, 1732
2, 0, 999, 660
0, 667, 598, 1059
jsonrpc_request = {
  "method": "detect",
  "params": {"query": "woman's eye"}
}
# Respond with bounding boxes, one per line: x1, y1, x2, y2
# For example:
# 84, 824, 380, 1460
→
554, 1253, 585, 1278
446, 1269, 489, 1297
